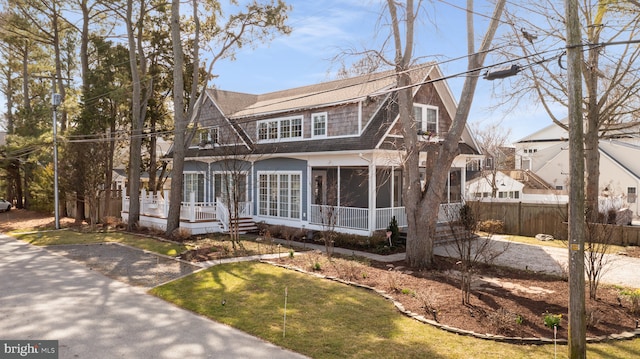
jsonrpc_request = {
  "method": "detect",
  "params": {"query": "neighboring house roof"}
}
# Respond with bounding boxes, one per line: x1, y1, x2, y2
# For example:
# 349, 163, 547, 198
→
517, 118, 640, 144
465, 170, 525, 193
516, 119, 568, 143
503, 170, 554, 190
599, 140, 640, 181
528, 142, 566, 173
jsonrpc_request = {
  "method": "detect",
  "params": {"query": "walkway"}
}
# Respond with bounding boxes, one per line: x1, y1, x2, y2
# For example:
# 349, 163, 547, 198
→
0, 234, 308, 359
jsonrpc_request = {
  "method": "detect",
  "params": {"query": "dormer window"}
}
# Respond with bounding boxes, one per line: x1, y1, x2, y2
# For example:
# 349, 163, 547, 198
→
312, 112, 327, 138
258, 116, 303, 142
413, 104, 438, 136
192, 127, 219, 147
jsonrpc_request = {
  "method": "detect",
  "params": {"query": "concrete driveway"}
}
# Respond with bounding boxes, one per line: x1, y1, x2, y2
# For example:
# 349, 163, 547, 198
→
435, 235, 640, 288
0, 234, 307, 359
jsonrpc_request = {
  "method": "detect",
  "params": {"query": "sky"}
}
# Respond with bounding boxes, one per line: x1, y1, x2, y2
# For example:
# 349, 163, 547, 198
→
0, 0, 561, 144
211, 0, 561, 145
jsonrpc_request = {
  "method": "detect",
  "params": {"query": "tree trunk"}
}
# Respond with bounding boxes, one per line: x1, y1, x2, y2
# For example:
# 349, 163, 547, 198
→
391, 0, 505, 269
126, 0, 143, 230
166, 0, 187, 235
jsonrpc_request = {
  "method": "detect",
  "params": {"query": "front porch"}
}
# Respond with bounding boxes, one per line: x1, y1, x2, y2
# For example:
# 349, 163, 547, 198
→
121, 189, 254, 235
121, 188, 461, 236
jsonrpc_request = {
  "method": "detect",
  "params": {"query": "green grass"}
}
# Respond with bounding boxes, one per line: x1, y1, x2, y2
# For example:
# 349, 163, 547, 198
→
12, 230, 187, 257
150, 261, 640, 359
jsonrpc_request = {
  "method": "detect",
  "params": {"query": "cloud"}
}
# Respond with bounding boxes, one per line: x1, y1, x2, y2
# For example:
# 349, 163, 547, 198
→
275, 2, 381, 53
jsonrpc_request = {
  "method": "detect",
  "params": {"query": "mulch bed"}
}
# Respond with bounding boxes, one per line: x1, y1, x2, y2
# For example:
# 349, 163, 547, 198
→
268, 251, 639, 340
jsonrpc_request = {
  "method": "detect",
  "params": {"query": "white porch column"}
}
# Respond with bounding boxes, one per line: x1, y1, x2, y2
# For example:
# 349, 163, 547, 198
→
122, 185, 127, 211
189, 192, 196, 222
163, 190, 169, 217
368, 162, 376, 233
141, 188, 147, 215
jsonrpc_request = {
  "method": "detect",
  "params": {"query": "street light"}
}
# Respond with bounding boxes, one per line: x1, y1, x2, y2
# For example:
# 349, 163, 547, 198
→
52, 93, 61, 229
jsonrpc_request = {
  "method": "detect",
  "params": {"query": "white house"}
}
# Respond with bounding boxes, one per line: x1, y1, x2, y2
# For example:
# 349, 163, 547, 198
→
515, 120, 640, 216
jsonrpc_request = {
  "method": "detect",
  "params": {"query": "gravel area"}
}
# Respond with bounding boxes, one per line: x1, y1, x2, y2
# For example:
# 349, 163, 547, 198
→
45, 243, 201, 289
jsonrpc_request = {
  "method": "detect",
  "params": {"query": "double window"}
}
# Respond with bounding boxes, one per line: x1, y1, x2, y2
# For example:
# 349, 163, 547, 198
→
413, 104, 438, 135
190, 127, 219, 147
257, 116, 303, 141
258, 172, 301, 219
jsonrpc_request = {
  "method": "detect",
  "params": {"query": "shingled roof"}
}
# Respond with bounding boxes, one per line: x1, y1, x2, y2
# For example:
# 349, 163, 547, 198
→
208, 63, 436, 119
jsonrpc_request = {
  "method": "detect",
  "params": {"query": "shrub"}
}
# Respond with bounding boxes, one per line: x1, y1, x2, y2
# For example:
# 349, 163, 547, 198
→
459, 204, 475, 230
543, 311, 562, 328
477, 219, 505, 234
386, 216, 400, 245
172, 227, 192, 241
620, 289, 640, 314
488, 308, 516, 334
401, 288, 415, 296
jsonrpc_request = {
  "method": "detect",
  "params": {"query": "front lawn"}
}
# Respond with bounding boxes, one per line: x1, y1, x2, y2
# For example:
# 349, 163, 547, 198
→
13, 230, 187, 257
150, 261, 640, 359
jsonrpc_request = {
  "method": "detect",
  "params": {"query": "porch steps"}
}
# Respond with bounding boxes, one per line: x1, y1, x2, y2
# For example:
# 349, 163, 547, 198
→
222, 217, 258, 234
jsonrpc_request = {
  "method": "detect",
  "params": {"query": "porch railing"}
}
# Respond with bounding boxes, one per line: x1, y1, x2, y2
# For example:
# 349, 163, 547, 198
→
310, 203, 463, 232
310, 205, 369, 230
216, 199, 252, 232
375, 207, 407, 230
124, 190, 218, 222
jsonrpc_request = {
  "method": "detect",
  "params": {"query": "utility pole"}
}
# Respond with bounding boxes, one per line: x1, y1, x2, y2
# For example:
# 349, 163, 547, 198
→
34, 74, 63, 229
52, 91, 61, 230
565, 0, 586, 356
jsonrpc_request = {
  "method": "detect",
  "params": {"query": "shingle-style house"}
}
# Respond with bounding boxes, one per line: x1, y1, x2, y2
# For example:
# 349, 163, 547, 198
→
123, 63, 483, 235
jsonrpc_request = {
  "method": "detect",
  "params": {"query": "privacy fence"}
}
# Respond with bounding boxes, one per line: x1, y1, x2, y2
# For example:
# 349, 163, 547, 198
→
468, 201, 640, 246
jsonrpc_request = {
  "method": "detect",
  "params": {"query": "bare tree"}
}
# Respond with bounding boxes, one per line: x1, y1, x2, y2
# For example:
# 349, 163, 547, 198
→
501, 0, 640, 221
583, 207, 618, 300
381, 0, 506, 268
470, 122, 513, 198
441, 202, 508, 305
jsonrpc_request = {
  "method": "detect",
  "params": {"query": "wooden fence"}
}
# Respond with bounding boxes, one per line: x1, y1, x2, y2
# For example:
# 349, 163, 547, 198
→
468, 201, 640, 246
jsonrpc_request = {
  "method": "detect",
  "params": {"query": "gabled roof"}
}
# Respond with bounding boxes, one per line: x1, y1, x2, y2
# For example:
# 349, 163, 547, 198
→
516, 119, 568, 143
208, 64, 436, 119
599, 140, 640, 181
517, 118, 640, 143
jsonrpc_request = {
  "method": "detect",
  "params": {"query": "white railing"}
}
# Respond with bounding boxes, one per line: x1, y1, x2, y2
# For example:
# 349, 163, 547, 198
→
310, 204, 369, 230
375, 207, 407, 230
215, 198, 253, 232
123, 189, 219, 223
438, 202, 463, 222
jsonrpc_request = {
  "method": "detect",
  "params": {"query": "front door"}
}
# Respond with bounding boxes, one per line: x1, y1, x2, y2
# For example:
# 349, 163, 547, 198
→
312, 170, 327, 205
214, 173, 247, 208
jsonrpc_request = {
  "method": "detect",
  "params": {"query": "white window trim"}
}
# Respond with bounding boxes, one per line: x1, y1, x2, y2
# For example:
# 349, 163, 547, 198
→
183, 172, 207, 203
257, 115, 304, 142
413, 103, 439, 138
311, 112, 328, 138
257, 171, 302, 219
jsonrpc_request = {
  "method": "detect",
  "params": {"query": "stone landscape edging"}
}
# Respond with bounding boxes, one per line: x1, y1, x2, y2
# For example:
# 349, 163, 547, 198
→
263, 260, 640, 345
